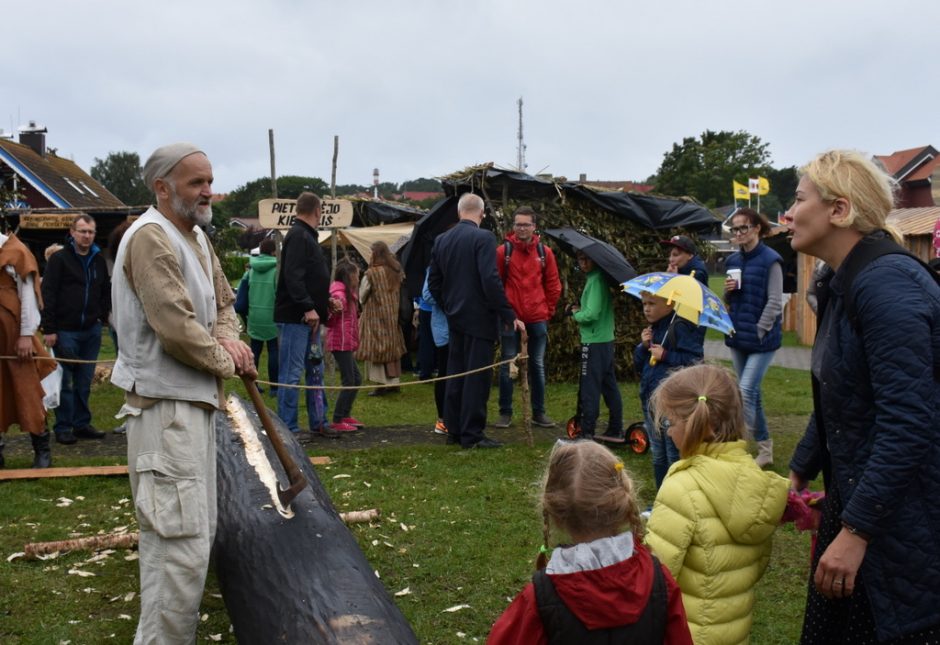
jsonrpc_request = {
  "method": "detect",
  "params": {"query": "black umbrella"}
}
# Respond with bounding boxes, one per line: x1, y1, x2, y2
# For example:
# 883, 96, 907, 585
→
542, 227, 637, 284
398, 196, 460, 298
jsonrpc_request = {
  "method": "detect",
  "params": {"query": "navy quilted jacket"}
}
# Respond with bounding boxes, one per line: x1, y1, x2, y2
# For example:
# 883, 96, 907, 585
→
789, 252, 940, 641
724, 243, 782, 353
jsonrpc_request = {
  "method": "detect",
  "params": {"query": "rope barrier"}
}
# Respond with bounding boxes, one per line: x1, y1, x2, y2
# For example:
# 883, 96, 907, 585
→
0, 352, 530, 392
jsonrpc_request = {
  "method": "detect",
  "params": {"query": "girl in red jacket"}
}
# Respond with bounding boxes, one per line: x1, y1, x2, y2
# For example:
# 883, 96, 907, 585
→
326, 259, 362, 432
488, 440, 692, 644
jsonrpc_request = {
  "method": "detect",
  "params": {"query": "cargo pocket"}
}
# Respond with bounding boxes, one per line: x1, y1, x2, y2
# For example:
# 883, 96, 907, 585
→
135, 454, 201, 539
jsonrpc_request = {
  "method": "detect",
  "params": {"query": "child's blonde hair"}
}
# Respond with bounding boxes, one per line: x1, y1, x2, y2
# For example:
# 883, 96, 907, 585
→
537, 440, 643, 569
650, 364, 746, 457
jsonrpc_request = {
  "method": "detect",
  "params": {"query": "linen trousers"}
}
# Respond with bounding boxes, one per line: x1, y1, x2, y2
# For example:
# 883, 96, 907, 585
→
124, 399, 217, 645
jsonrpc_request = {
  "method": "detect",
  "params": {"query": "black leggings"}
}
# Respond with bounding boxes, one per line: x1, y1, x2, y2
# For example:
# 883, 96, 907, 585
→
331, 351, 362, 422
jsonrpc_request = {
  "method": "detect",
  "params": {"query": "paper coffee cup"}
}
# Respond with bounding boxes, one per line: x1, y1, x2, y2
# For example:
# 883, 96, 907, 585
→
727, 268, 742, 288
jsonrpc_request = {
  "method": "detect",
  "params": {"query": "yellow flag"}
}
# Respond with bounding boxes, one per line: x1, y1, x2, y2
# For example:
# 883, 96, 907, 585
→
733, 180, 750, 201
758, 176, 770, 196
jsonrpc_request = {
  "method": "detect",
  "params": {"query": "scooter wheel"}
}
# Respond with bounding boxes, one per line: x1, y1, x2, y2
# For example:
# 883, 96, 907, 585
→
627, 422, 650, 455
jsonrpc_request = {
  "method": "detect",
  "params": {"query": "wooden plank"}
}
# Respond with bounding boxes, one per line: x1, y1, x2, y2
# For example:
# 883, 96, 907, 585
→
0, 456, 331, 481
0, 465, 128, 480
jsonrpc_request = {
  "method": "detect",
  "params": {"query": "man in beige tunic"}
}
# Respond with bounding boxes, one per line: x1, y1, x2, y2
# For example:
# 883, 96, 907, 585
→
111, 143, 255, 644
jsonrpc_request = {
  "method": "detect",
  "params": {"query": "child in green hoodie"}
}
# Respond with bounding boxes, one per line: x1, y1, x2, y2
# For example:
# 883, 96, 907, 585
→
568, 252, 622, 439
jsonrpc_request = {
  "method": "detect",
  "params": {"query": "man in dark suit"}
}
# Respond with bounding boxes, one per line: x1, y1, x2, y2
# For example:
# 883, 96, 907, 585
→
428, 193, 523, 449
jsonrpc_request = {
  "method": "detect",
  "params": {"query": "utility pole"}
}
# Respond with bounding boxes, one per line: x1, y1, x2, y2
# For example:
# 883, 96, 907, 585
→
516, 97, 527, 173
268, 128, 277, 198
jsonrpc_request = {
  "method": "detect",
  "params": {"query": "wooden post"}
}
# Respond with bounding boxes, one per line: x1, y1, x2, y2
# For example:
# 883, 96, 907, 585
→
268, 128, 277, 198
331, 135, 338, 199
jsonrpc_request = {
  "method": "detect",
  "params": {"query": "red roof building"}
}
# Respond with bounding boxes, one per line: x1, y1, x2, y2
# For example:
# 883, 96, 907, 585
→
874, 145, 939, 208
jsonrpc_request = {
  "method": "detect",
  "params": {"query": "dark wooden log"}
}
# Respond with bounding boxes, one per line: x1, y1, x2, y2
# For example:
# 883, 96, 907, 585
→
214, 394, 418, 644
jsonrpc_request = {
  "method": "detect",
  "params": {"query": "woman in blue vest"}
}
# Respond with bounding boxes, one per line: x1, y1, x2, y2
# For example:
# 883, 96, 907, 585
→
723, 207, 783, 468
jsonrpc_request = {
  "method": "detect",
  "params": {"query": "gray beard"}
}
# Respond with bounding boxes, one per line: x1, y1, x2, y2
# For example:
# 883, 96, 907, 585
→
171, 192, 212, 228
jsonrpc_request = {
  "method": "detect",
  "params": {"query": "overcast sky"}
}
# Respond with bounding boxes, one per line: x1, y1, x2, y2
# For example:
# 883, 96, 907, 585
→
5, 1, 938, 194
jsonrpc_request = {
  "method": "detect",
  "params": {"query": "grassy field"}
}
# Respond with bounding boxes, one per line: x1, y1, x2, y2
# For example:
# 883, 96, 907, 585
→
0, 336, 817, 643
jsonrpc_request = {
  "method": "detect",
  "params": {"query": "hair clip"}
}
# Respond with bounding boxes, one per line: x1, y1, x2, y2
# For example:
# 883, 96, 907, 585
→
698, 395, 708, 402
614, 462, 624, 472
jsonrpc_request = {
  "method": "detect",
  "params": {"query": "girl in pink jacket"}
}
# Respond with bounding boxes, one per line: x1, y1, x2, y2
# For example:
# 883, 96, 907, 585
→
326, 260, 362, 432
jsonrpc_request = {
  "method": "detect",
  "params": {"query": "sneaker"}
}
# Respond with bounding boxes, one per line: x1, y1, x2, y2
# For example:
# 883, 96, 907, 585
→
331, 422, 358, 433
466, 437, 503, 449
491, 415, 512, 428
112, 424, 127, 435
433, 419, 448, 435
532, 414, 556, 428
317, 425, 339, 439
341, 417, 364, 428
75, 425, 105, 440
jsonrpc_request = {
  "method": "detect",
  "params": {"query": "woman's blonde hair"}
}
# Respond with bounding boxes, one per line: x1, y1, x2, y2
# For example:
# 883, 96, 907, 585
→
537, 440, 642, 568
799, 150, 901, 242
650, 364, 746, 457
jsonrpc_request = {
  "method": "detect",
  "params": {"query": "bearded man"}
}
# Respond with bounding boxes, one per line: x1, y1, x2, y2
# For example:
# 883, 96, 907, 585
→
110, 143, 255, 643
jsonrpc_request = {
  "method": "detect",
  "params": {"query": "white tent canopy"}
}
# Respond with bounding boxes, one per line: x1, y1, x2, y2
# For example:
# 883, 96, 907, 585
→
319, 223, 414, 264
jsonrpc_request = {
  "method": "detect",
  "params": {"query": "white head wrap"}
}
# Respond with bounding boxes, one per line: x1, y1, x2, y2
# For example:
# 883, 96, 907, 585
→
142, 143, 204, 191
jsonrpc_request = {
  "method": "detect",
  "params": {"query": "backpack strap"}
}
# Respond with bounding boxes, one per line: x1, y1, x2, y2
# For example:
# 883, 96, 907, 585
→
837, 231, 940, 333
503, 240, 546, 274
532, 552, 668, 643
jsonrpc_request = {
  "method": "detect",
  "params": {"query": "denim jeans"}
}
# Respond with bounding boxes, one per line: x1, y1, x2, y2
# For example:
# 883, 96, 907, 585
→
54, 323, 102, 433
498, 321, 548, 416
645, 401, 680, 490
249, 337, 279, 392
730, 347, 776, 442
276, 324, 328, 432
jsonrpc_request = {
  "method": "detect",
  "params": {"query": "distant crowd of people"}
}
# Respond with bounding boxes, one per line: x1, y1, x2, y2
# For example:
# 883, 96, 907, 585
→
1, 144, 938, 643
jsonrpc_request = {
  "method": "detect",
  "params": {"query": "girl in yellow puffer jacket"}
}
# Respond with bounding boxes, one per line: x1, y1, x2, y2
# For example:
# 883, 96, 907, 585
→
645, 364, 788, 645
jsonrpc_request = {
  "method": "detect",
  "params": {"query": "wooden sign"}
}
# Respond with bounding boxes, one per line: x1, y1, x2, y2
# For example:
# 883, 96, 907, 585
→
18, 213, 80, 229
257, 198, 353, 230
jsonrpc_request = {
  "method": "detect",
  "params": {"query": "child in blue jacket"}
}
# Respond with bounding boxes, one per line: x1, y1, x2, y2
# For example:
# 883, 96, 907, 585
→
634, 292, 704, 489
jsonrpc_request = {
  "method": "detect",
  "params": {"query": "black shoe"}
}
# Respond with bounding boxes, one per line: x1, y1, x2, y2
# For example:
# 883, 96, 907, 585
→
55, 429, 77, 445
74, 426, 105, 440
532, 414, 557, 428
467, 437, 503, 449
0, 436, 5, 468
30, 431, 52, 469
445, 433, 460, 445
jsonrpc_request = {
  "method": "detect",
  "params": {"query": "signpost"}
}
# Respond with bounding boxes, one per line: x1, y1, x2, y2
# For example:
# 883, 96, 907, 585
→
257, 198, 353, 230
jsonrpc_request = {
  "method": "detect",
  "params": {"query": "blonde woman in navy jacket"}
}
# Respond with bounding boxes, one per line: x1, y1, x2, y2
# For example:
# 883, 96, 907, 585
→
788, 150, 940, 643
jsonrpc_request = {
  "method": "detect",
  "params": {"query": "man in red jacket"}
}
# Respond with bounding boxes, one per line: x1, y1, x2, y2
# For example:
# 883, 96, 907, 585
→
493, 206, 562, 428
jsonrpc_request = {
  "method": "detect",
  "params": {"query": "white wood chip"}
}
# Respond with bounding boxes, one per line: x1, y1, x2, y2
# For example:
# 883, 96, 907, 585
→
400, 523, 409, 532
443, 604, 471, 613
67, 568, 95, 577
200, 613, 208, 622
118, 614, 132, 620
332, 473, 351, 479
394, 587, 412, 597
208, 634, 222, 641
124, 553, 139, 561
124, 592, 136, 602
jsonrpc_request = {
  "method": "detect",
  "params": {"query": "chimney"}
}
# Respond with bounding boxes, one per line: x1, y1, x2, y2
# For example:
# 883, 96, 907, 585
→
19, 120, 47, 157
579, 173, 587, 182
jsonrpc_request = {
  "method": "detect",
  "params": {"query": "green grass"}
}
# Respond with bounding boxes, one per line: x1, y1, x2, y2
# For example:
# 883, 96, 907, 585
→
0, 329, 817, 643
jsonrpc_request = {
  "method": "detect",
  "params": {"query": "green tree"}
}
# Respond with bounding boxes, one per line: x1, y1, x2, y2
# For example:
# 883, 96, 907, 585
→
90, 151, 152, 206
652, 130, 772, 208
213, 175, 329, 224
400, 177, 442, 192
